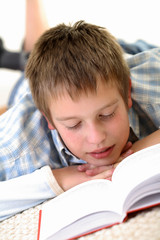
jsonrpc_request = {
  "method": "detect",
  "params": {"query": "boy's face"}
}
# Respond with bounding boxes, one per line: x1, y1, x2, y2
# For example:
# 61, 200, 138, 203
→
47, 79, 132, 167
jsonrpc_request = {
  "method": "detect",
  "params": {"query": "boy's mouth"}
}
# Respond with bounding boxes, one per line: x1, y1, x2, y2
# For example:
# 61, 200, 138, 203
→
88, 145, 114, 159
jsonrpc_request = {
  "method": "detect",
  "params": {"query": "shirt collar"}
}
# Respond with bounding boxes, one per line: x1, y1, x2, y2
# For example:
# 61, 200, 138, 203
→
51, 130, 86, 166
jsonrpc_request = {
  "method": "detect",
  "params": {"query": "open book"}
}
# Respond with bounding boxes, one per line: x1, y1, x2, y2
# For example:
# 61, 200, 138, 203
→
38, 144, 160, 240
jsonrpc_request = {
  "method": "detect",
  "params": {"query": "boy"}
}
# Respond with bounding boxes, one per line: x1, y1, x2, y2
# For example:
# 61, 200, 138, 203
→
0, 21, 160, 221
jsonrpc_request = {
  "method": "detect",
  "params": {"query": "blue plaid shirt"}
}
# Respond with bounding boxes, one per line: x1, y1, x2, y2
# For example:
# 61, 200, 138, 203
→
128, 48, 160, 138
0, 47, 160, 220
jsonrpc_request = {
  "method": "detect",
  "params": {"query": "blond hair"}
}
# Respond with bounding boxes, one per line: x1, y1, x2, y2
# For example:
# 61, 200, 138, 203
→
25, 21, 130, 123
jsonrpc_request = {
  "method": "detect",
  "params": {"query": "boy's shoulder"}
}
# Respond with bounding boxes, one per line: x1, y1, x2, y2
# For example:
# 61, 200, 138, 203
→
0, 92, 55, 180
0, 92, 49, 155
127, 47, 160, 91
126, 47, 160, 69
128, 47, 160, 138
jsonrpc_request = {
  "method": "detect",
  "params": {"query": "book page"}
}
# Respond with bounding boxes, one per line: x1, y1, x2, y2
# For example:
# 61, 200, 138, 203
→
128, 192, 160, 212
50, 211, 124, 240
39, 179, 121, 240
123, 174, 160, 211
111, 144, 160, 211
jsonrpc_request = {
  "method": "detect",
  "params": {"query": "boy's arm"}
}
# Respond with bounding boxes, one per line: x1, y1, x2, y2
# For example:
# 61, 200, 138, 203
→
131, 129, 160, 153
0, 166, 63, 221
0, 164, 113, 221
52, 165, 114, 191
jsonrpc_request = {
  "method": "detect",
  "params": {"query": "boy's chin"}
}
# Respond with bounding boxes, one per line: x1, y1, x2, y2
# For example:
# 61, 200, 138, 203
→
85, 158, 115, 167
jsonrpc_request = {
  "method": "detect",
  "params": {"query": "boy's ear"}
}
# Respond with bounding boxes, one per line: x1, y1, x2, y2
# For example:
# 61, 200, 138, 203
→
42, 112, 55, 130
128, 78, 132, 109
47, 120, 55, 130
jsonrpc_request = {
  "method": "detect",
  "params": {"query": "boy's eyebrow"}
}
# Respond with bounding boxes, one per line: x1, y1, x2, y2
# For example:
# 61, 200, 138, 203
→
56, 99, 118, 121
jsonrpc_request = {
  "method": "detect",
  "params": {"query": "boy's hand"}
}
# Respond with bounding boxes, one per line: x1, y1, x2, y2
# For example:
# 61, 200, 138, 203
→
77, 164, 114, 177
77, 141, 134, 177
52, 142, 134, 191
52, 165, 114, 191
114, 141, 133, 167
52, 166, 91, 191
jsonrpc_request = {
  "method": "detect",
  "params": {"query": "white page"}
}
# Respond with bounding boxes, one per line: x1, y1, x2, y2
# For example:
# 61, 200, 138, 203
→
129, 192, 160, 211
111, 144, 160, 210
123, 175, 160, 211
50, 211, 123, 240
39, 179, 121, 240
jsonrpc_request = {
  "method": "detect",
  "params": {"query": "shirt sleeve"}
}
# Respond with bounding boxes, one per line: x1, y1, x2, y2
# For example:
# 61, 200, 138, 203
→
0, 166, 64, 221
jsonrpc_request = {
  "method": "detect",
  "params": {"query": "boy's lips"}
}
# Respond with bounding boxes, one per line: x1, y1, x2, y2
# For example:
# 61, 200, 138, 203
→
88, 145, 114, 159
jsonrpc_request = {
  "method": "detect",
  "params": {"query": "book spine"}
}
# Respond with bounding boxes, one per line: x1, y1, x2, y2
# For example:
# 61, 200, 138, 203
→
37, 210, 42, 240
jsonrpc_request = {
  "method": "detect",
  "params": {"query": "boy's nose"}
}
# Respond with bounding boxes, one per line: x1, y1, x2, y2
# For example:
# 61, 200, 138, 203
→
86, 123, 106, 145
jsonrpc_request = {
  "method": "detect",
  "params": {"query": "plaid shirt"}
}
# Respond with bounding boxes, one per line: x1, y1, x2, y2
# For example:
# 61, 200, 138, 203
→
0, 47, 160, 220
128, 48, 160, 138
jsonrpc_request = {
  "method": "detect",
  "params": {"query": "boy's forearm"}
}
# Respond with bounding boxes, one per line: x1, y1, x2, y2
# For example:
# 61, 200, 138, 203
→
0, 166, 59, 221
131, 129, 160, 153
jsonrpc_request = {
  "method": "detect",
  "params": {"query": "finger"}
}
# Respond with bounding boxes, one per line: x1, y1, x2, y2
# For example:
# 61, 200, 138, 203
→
86, 165, 113, 176
113, 162, 119, 169
122, 141, 132, 153
77, 164, 88, 172
92, 168, 114, 180
117, 148, 134, 164
106, 176, 112, 181
121, 148, 134, 159
77, 164, 95, 172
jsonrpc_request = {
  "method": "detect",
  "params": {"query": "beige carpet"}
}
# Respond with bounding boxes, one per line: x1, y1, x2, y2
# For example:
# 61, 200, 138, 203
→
0, 204, 160, 240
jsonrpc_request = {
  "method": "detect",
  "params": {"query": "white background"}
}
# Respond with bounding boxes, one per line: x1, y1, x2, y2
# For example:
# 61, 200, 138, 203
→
0, 0, 160, 106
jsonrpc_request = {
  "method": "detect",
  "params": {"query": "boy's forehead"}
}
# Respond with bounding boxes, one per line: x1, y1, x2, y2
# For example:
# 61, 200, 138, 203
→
48, 79, 120, 115
50, 77, 117, 103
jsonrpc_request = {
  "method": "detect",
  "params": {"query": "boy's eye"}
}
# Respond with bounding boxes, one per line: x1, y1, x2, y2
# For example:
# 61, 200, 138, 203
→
99, 112, 115, 120
66, 122, 81, 130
